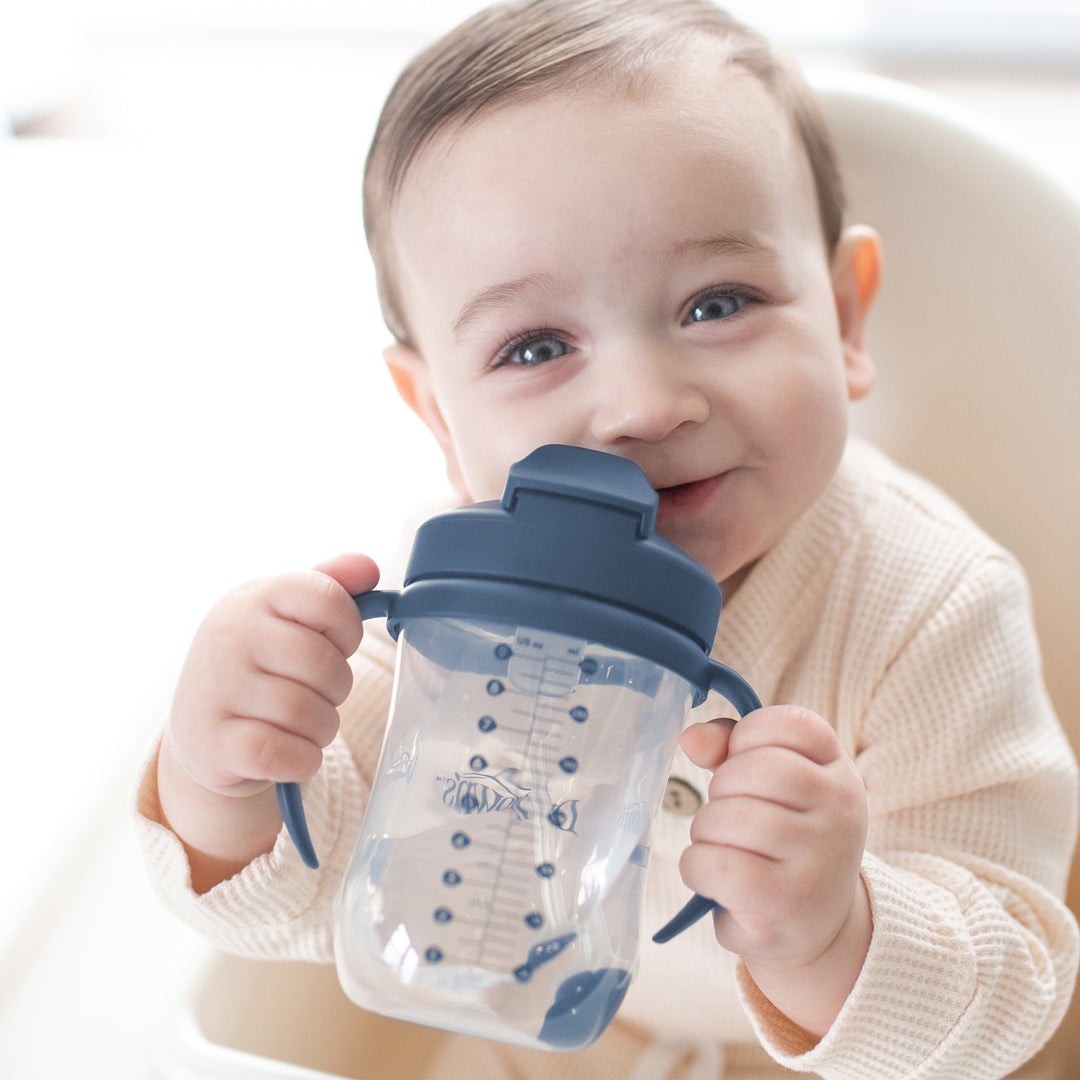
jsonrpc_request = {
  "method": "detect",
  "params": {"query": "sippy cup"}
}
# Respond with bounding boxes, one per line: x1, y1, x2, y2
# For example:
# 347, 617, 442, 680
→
277, 444, 760, 1051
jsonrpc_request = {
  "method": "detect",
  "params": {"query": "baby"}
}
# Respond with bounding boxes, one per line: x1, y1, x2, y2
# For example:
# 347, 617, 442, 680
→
137, 2, 1079, 1077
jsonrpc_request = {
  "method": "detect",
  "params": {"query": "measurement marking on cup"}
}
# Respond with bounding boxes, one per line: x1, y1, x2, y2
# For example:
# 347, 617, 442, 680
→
478, 923, 520, 943
474, 859, 531, 877
475, 945, 518, 965
475, 848, 530, 862
489, 885, 532, 902
473, 843, 523, 857
472, 877, 530, 901
463, 644, 582, 973
473, 860, 529, 875
511, 701, 560, 776
485, 928, 521, 946
510, 705, 556, 726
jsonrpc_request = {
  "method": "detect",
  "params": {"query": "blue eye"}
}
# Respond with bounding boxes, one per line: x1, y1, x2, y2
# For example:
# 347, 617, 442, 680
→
497, 333, 571, 368
688, 292, 746, 323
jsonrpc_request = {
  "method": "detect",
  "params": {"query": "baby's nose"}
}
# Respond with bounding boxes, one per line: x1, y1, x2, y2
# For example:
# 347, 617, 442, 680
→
590, 351, 710, 445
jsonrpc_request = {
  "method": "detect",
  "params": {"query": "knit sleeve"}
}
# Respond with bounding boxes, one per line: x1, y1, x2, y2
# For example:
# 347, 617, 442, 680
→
737, 553, 1079, 1079
132, 629, 396, 962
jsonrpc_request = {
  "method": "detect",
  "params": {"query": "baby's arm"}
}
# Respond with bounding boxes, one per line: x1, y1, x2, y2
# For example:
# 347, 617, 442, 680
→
680, 708, 872, 1038
157, 553, 378, 893
680, 552, 1078, 1078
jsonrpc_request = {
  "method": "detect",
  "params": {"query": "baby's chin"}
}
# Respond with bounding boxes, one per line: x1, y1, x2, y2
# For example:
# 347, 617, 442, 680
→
717, 560, 758, 599
652, 517, 763, 597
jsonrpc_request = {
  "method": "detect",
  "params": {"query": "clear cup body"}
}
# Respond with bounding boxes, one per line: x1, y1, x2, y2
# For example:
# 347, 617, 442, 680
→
334, 616, 693, 1050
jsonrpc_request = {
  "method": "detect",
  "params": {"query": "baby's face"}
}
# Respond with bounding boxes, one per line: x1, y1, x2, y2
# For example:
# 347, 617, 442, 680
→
387, 54, 874, 591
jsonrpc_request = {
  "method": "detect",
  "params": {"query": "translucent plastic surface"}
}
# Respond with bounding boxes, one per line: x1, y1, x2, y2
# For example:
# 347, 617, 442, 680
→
334, 617, 692, 1050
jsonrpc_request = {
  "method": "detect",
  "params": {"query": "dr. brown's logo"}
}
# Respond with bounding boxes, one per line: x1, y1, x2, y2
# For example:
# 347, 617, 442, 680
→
439, 768, 531, 820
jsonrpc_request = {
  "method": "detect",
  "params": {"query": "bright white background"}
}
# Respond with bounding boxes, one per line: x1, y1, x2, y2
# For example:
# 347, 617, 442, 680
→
1, 2, 1078, 1076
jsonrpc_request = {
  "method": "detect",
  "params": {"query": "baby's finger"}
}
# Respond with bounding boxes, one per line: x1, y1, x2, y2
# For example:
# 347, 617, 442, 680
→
263, 571, 364, 657
727, 705, 841, 766
705, 743, 822, 810
313, 552, 381, 598
680, 717, 737, 771
249, 616, 355, 706
228, 675, 342, 749
689, 793, 802, 862
678, 833, 775, 915
219, 716, 327, 785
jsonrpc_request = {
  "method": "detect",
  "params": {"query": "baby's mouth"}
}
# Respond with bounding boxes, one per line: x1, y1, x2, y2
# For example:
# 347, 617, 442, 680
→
655, 472, 728, 518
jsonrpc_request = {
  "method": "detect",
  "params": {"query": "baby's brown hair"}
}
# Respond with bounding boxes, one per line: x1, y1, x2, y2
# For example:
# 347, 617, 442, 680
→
363, 0, 845, 345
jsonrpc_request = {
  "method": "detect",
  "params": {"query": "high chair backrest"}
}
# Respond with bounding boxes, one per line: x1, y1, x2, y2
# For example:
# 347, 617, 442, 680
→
816, 71, 1080, 1077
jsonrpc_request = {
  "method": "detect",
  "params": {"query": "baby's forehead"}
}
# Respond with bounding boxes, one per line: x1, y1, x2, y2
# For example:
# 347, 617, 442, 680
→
388, 65, 824, 308
399, 56, 802, 206
390, 30, 785, 194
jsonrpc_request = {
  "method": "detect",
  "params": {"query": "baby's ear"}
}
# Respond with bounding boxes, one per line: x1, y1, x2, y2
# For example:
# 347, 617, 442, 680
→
384, 343, 468, 497
831, 226, 881, 403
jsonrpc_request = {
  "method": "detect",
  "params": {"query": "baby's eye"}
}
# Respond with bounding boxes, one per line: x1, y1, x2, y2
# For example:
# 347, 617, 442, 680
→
686, 290, 748, 324
496, 332, 571, 368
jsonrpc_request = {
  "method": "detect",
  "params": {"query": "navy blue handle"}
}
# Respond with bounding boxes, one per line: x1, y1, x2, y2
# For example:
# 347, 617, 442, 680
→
276, 781, 319, 869
652, 661, 762, 944
275, 590, 398, 870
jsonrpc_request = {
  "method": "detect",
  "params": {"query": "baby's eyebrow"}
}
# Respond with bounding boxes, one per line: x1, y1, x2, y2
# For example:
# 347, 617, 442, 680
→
453, 271, 560, 340
671, 233, 778, 262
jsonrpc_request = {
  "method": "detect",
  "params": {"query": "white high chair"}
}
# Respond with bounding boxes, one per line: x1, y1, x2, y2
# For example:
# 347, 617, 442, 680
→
155, 72, 1080, 1079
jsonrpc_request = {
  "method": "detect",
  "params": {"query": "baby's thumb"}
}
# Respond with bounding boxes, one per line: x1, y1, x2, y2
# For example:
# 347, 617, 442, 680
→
680, 716, 737, 772
313, 553, 381, 598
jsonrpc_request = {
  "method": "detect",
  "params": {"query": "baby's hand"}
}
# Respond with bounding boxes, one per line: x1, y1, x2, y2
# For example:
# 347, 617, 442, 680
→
166, 553, 376, 800
679, 707, 869, 987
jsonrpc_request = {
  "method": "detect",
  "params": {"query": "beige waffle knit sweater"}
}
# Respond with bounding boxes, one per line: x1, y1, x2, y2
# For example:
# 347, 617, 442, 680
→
135, 437, 1078, 1080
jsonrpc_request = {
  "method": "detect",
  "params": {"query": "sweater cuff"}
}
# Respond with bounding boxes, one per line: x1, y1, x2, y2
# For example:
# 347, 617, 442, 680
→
735, 851, 977, 1078
133, 733, 367, 962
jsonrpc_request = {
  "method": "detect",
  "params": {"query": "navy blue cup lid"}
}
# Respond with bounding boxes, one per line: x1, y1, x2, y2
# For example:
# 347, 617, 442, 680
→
402, 444, 722, 654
